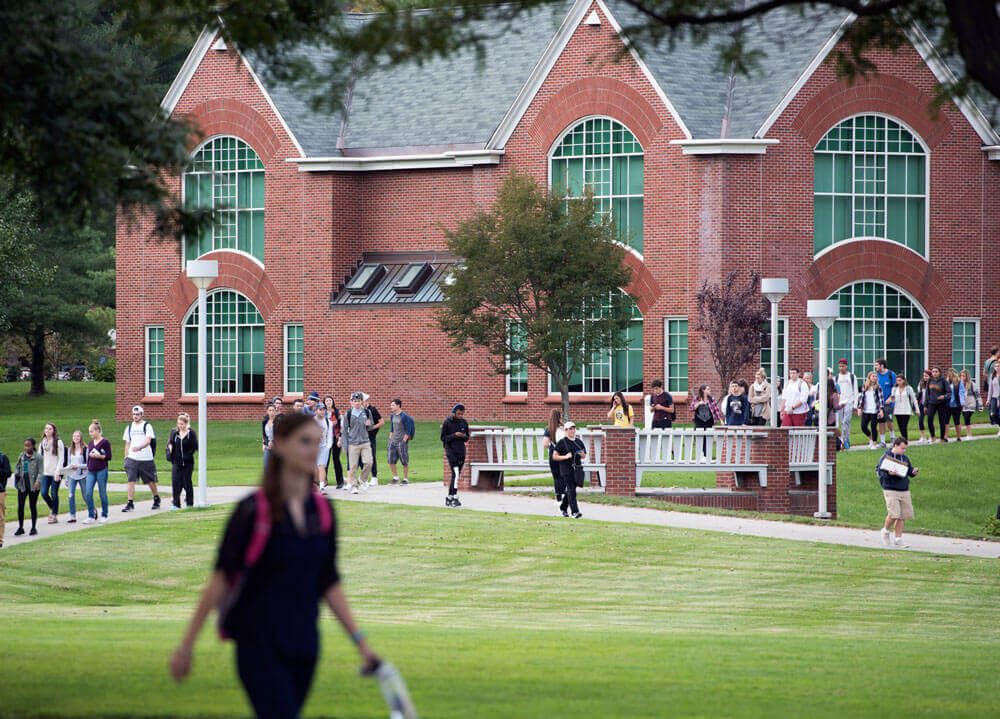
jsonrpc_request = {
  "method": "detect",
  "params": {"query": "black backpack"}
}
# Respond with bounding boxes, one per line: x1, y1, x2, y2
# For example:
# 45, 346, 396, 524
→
696, 403, 713, 423
128, 421, 157, 457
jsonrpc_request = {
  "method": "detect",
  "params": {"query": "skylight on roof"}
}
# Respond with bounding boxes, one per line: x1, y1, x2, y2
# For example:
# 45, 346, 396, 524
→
393, 262, 433, 295
346, 264, 386, 295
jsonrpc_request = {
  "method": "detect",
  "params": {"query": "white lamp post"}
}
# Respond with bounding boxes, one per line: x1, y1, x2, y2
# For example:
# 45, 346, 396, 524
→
186, 259, 218, 508
807, 299, 839, 520
761, 278, 788, 428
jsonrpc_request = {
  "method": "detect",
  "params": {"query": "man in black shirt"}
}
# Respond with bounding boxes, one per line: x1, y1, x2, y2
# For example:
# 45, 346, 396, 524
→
649, 379, 675, 429
440, 404, 470, 507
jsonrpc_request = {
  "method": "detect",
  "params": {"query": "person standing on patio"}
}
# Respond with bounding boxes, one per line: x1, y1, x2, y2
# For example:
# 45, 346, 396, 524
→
748, 369, 771, 426
649, 380, 675, 429
779, 368, 810, 427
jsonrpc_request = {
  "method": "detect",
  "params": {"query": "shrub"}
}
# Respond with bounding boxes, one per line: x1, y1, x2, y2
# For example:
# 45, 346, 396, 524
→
91, 358, 116, 383
983, 516, 1000, 537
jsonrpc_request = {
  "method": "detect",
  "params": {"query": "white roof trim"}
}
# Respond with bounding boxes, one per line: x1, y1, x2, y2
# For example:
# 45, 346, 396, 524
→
289, 149, 504, 172
234, 47, 306, 157
670, 138, 779, 155
755, 12, 855, 138
160, 26, 217, 116
595, 0, 692, 140
982, 145, 1000, 160
905, 24, 1000, 146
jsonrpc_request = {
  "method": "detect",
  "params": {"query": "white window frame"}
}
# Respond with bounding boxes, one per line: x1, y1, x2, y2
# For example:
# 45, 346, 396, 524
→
505, 323, 529, 396
759, 315, 789, 384
952, 317, 981, 384
662, 316, 689, 395
145, 325, 164, 396
283, 323, 304, 396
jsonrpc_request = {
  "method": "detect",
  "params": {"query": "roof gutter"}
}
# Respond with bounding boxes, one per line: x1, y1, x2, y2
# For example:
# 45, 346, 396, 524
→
289, 149, 504, 172
670, 138, 779, 155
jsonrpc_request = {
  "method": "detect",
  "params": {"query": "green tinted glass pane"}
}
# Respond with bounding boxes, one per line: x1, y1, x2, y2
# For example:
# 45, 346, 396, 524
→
906, 198, 925, 253
886, 197, 905, 244
628, 197, 643, 253
833, 154, 851, 193
567, 159, 583, 195
198, 175, 212, 207
907, 156, 924, 194
184, 175, 198, 210
612, 156, 627, 195
252, 211, 264, 261
252, 172, 265, 207
237, 213, 250, 254
887, 156, 906, 194
814, 154, 833, 193
814, 197, 832, 251
237, 173, 251, 209
833, 197, 851, 242
629, 157, 643, 194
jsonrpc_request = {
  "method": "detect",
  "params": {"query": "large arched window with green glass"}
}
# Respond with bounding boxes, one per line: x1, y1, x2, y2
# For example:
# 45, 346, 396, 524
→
550, 118, 644, 253
184, 136, 265, 263
814, 115, 927, 256
183, 290, 265, 394
817, 281, 926, 384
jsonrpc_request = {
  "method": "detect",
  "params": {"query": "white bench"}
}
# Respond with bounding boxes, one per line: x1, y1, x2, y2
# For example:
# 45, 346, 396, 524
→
470, 428, 606, 488
788, 430, 834, 486
635, 428, 769, 489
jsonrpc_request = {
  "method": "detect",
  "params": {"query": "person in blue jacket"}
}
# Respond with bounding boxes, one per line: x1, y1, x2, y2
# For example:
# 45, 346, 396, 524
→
387, 399, 415, 484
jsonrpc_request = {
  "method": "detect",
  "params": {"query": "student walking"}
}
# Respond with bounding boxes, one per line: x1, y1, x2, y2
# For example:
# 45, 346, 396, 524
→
441, 404, 470, 508
983, 346, 999, 395
946, 368, 963, 442
874, 359, 897, 445
888, 376, 918, 442
14, 438, 42, 536
0, 448, 11, 548
877, 437, 919, 548
834, 359, 858, 448
323, 396, 344, 490
958, 369, 981, 440
607, 391, 634, 427
543, 409, 565, 503
856, 371, 885, 449
85, 420, 111, 523
363, 394, 384, 486
167, 413, 199, 509
340, 393, 374, 495
552, 421, 586, 519
779, 368, 811, 427
170, 412, 380, 718
987, 363, 1000, 436
64, 431, 89, 523
915, 370, 931, 443
262, 402, 278, 465
314, 404, 334, 492
122, 405, 161, 511
649, 380, 675, 429
39, 423, 66, 523
387, 399, 415, 485
924, 367, 950, 443
747, 369, 771, 426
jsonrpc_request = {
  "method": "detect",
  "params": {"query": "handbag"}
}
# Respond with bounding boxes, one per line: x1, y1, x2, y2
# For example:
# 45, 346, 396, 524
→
573, 466, 585, 488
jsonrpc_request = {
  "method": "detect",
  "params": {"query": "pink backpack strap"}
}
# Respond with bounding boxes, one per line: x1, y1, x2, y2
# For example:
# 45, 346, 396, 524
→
313, 491, 333, 534
244, 489, 272, 567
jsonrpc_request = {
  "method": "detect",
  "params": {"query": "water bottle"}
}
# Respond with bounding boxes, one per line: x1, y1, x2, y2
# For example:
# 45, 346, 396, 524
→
371, 661, 419, 719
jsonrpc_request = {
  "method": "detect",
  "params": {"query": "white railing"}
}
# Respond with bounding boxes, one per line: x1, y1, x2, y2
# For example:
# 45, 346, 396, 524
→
470, 428, 605, 486
788, 429, 833, 485
634, 428, 769, 488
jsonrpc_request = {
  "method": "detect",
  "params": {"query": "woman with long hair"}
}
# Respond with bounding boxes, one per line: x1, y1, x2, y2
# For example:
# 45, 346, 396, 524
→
170, 412, 379, 717
856, 371, 884, 449
924, 366, 950, 443
85, 420, 111, 523
747, 368, 771, 426
958, 369, 981, 440
39, 422, 66, 523
542, 409, 565, 503
987, 363, 1000, 436
916, 370, 931, 443
323, 395, 344, 490
946, 368, 963, 441
691, 385, 722, 460
167, 413, 199, 509
607, 391, 634, 427
64, 430, 89, 523
262, 402, 278, 465
888, 375, 918, 443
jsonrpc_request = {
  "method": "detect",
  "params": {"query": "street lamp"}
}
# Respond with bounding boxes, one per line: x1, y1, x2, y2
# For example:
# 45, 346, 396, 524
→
186, 259, 218, 508
761, 278, 788, 428
807, 299, 839, 520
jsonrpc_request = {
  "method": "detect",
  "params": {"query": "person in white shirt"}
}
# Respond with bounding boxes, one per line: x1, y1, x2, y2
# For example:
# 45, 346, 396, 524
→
888, 375, 919, 442
314, 403, 334, 492
802, 371, 817, 426
122, 405, 161, 512
779, 367, 811, 427
835, 359, 858, 449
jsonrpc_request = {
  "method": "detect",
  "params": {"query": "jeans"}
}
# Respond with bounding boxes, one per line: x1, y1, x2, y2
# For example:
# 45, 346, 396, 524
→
347, 443, 373, 489
651, 418, 674, 429
85, 468, 109, 519
39, 474, 60, 515
549, 457, 564, 497
66, 474, 87, 516
781, 412, 808, 427
990, 397, 999, 425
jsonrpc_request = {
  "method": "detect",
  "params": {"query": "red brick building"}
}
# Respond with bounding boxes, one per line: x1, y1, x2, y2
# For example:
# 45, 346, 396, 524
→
116, 0, 1000, 421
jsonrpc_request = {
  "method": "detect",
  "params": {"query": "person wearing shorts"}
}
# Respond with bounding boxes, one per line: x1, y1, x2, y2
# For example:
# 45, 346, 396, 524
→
877, 437, 918, 548
122, 405, 161, 512
386, 399, 414, 484
314, 404, 333, 492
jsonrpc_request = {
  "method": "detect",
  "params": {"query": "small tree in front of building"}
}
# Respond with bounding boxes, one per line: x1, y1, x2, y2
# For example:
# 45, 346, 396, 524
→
437, 171, 634, 420
694, 270, 770, 389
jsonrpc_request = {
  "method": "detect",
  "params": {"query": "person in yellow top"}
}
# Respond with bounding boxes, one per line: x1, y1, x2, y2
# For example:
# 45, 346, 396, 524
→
607, 392, 634, 427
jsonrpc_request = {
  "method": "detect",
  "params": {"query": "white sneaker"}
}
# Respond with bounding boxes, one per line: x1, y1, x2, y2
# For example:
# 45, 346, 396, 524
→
892, 535, 907, 548
369, 477, 378, 486
82, 517, 93, 525
868, 442, 877, 449
98, 516, 108, 523
880, 528, 891, 546
996, 429, 1000, 437
319, 480, 327, 491
351, 487, 359, 495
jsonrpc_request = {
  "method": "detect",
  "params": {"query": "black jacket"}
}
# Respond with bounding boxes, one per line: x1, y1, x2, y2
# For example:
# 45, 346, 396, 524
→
877, 450, 916, 492
925, 377, 949, 407
440, 415, 470, 455
0, 451, 10, 492
167, 429, 199, 467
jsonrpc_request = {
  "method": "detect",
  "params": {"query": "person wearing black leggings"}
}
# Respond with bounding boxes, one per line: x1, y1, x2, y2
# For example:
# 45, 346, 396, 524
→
856, 372, 884, 448
13, 439, 42, 536
924, 367, 950, 443
543, 409, 564, 503
553, 422, 586, 519
916, 370, 931, 443
323, 396, 345, 489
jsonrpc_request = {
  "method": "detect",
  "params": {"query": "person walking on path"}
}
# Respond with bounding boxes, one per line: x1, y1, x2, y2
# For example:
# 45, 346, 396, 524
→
983, 346, 999, 395
779, 368, 811, 427
924, 367, 950, 443
340, 393, 373, 495
958, 369, 981, 440
64, 431, 89, 523
825, 377, 842, 447
543, 409, 565, 503
874, 359, 897, 446
607, 391, 634, 427
747, 369, 771, 427
441, 404, 470, 508
552, 421, 586, 519
0, 448, 11, 548
169, 412, 380, 718
14, 438, 42, 536
362, 394, 384, 486
834, 360, 858, 448
167, 413, 198, 509
39, 423, 66, 523
85, 421, 111, 523
262, 402, 278, 465
877, 437, 919, 549
387, 399, 415, 485
649, 380, 675, 429
987, 363, 1000, 436
915, 370, 931, 443
946, 368, 964, 442
856, 372, 885, 449
313, 404, 334, 492
323, 396, 344, 490
888, 376, 918, 443
122, 405, 162, 512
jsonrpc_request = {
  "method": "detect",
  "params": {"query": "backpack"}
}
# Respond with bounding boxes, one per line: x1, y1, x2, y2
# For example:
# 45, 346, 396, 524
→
128, 422, 157, 456
218, 489, 333, 639
695, 402, 713, 423
343, 408, 372, 435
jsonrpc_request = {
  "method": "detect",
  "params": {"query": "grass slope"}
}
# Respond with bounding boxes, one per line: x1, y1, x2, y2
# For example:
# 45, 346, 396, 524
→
1, 503, 998, 718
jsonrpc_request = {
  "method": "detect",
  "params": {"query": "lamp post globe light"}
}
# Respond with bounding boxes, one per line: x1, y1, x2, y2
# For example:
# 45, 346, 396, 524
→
807, 299, 840, 520
186, 259, 219, 508
761, 278, 788, 429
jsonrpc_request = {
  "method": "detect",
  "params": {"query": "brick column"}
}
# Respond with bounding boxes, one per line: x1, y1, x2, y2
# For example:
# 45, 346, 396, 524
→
751, 427, 791, 514
602, 425, 637, 496
441, 430, 497, 492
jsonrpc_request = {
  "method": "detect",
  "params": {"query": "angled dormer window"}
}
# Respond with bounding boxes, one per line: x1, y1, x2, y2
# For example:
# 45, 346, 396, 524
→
393, 263, 433, 295
345, 264, 386, 295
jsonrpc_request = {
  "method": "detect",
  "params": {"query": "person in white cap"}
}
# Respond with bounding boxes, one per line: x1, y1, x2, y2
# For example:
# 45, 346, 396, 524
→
122, 405, 161, 512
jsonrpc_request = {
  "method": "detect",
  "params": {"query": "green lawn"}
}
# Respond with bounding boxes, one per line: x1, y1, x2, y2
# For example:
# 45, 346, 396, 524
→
1, 501, 999, 718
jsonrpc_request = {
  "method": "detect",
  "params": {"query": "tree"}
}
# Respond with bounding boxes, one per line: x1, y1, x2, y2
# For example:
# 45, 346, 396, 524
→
437, 172, 634, 420
694, 271, 770, 390
0, 178, 46, 334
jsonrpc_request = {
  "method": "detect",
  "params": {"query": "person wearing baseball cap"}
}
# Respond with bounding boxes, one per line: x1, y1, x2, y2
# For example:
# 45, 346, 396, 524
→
440, 404, 469, 507
551, 421, 586, 518
835, 359, 858, 449
338, 393, 374, 493
122, 405, 161, 512
304, 391, 321, 417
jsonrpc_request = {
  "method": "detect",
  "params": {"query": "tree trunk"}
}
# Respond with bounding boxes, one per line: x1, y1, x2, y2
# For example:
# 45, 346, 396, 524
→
28, 329, 46, 396
559, 380, 571, 424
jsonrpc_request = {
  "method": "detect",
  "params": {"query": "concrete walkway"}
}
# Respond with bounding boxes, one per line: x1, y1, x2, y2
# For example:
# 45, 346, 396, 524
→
4, 481, 998, 559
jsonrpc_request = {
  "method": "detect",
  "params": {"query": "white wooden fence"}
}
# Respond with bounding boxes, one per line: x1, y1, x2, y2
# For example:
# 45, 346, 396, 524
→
634, 428, 769, 488
788, 429, 833, 485
470, 428, 606, 487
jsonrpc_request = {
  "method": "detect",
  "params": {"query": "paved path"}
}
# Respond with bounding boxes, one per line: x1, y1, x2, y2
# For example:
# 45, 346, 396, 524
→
4, 481, 998, 559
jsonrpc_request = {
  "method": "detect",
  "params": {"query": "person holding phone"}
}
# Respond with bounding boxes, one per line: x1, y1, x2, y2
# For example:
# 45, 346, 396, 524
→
441, 404, 470, 507
552, 421, 586, 519
606, 391, 634, 427
877, 437, 919, 548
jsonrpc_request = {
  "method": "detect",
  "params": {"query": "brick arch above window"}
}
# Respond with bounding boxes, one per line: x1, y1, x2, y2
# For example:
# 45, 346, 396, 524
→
804, 239, 949, 315
185, 98, 282, 162
165, 250, 281, 323
793, 74, 952, 150
528, 77, 664, 152
621, 252, 661, 316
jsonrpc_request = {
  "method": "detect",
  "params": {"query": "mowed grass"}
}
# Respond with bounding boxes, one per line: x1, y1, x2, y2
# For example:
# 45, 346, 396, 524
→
1, 501, 999, 718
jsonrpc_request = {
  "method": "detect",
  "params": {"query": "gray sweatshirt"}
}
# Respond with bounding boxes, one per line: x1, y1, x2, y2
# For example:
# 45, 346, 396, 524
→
342, 408, 372, 449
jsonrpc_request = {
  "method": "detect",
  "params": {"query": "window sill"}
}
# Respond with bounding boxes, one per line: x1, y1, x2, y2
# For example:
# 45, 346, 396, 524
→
179, 394, 266, 405
502, 395, 529, 404
543, 393, 644, 405
140, 396, 165, 405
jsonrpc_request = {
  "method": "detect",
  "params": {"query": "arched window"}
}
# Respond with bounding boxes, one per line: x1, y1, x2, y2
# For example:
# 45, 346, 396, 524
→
550, 118, 644, 253
818, 281, 926, 383
183, 290, 265, 394
813, 115, 927, 256
184, 136, 265, 263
